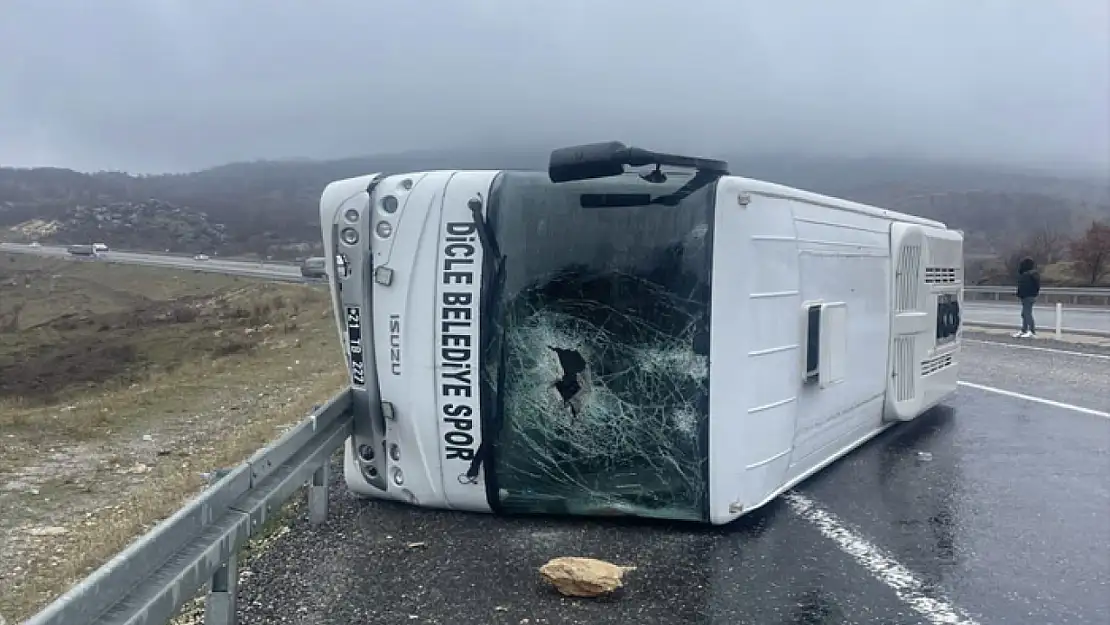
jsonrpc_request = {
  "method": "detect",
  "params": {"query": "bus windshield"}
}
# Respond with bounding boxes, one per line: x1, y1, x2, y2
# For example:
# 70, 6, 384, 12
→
481, 170, 716, 521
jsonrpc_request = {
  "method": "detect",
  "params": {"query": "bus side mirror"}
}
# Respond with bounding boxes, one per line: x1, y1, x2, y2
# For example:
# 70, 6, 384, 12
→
549, 142, 629, 183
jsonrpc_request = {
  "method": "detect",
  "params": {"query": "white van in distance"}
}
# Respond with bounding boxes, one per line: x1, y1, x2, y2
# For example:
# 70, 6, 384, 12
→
318, 142, 963, 525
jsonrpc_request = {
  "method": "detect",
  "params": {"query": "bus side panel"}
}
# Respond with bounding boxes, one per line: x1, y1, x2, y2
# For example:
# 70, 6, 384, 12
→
784, 201, 892, 483
708, 179, 802, 524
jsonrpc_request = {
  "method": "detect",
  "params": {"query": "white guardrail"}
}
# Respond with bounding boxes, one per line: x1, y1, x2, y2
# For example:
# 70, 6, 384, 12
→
962, 301, 1110, 339
963, 285, 1110, 306
24, 390, 354, 625
961, 287, 1110, 338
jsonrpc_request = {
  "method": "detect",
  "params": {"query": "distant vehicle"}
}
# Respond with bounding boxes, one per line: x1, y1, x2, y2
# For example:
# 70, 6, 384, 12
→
194, 254, 210, 261
29, 241, 41, 247
67, 244, 97, 257
300, 256, 328, 278
93, 243, 109, 252
300, 255, 347, 279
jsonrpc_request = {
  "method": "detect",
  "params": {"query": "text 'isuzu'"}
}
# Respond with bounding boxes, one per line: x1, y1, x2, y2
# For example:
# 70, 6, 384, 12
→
317, 141, 963, 525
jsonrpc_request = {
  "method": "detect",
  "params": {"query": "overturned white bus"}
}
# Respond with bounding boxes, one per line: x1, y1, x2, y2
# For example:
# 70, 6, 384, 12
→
317, 142, 963, 525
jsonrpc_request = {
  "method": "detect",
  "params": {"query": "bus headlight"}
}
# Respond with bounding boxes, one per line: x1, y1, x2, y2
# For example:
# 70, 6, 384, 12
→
357, 443, 375, 462
375, 221, 393, 239
391, 467, 404, 486
340, 227, 359, 245
380, 195, 399, 214
344, 208, 360, 223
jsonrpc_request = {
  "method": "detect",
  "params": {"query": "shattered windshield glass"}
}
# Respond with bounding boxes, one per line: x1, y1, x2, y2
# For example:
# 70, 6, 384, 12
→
481, 170, 716, 522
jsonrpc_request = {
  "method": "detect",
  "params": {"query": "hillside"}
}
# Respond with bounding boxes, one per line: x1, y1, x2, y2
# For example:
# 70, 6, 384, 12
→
8, 199, 227, 254
2, 147, 1108, 260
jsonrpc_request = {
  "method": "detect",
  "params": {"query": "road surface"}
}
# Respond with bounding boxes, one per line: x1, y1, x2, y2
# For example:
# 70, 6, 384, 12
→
221, 338, 1110, 625
5, 243, 1110, 624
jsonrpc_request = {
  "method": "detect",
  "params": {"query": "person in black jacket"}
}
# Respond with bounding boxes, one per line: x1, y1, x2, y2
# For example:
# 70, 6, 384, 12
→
1013, 257, 1041, 338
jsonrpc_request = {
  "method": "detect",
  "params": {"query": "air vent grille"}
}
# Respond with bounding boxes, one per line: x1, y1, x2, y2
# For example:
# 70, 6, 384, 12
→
894, 336, 916, 401
925, 267, 958, 284
895, 245, 923, 311
921, 353, 954, 376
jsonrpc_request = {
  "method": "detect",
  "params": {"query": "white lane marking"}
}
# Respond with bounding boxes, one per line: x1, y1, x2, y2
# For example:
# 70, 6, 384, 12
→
785, 492, 982, 625
957, 381, 1110, 419
963, 338, 1110, 361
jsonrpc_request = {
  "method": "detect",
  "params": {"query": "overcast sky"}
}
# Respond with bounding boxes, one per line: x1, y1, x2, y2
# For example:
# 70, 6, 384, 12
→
1, 0, 1107, 175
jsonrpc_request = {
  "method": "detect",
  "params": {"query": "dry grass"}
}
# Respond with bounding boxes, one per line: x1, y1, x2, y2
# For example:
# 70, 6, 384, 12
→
0, 253, 347, 622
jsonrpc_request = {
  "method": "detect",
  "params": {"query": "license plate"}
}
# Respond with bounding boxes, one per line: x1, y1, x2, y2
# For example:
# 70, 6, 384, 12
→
345, 306, 366, 386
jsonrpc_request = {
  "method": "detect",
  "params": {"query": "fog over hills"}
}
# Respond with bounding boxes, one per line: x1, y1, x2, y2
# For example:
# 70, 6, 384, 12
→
2, 145, 1106, 262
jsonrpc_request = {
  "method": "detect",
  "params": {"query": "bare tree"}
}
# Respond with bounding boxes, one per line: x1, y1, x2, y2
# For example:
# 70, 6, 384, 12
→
1070, 220, 1110, 285
994, 225, 1075, 285
1022, 225, 1070, 265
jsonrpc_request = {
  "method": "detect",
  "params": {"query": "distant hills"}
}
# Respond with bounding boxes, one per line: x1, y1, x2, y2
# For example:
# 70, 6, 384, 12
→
1, 147, 1107, 260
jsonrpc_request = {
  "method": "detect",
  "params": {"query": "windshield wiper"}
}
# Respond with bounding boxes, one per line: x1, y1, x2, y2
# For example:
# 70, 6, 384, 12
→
463, 195, 507, 485
467, 196, 502, 261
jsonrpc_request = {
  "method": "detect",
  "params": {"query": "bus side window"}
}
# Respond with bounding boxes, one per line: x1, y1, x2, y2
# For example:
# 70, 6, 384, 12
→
804, 304, 821, 383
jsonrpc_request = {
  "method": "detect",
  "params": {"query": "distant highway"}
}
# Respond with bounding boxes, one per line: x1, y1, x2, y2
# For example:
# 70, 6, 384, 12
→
0, 242, 305, 282
2, 242, 1108, 334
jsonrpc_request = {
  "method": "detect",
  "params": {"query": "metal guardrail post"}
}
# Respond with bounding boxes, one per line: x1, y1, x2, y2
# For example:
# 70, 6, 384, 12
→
204, 555, 239, 625
1055, 303, 1063, 340
308, 463, 330, 526
202, 460, 331, 624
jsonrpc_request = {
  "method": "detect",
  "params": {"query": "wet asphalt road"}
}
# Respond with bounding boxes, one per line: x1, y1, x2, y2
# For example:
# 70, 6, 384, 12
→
230, 334, 1109, 625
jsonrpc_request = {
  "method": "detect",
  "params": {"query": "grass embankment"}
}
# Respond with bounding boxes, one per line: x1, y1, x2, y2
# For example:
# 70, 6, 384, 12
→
0, 253, 347, 622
